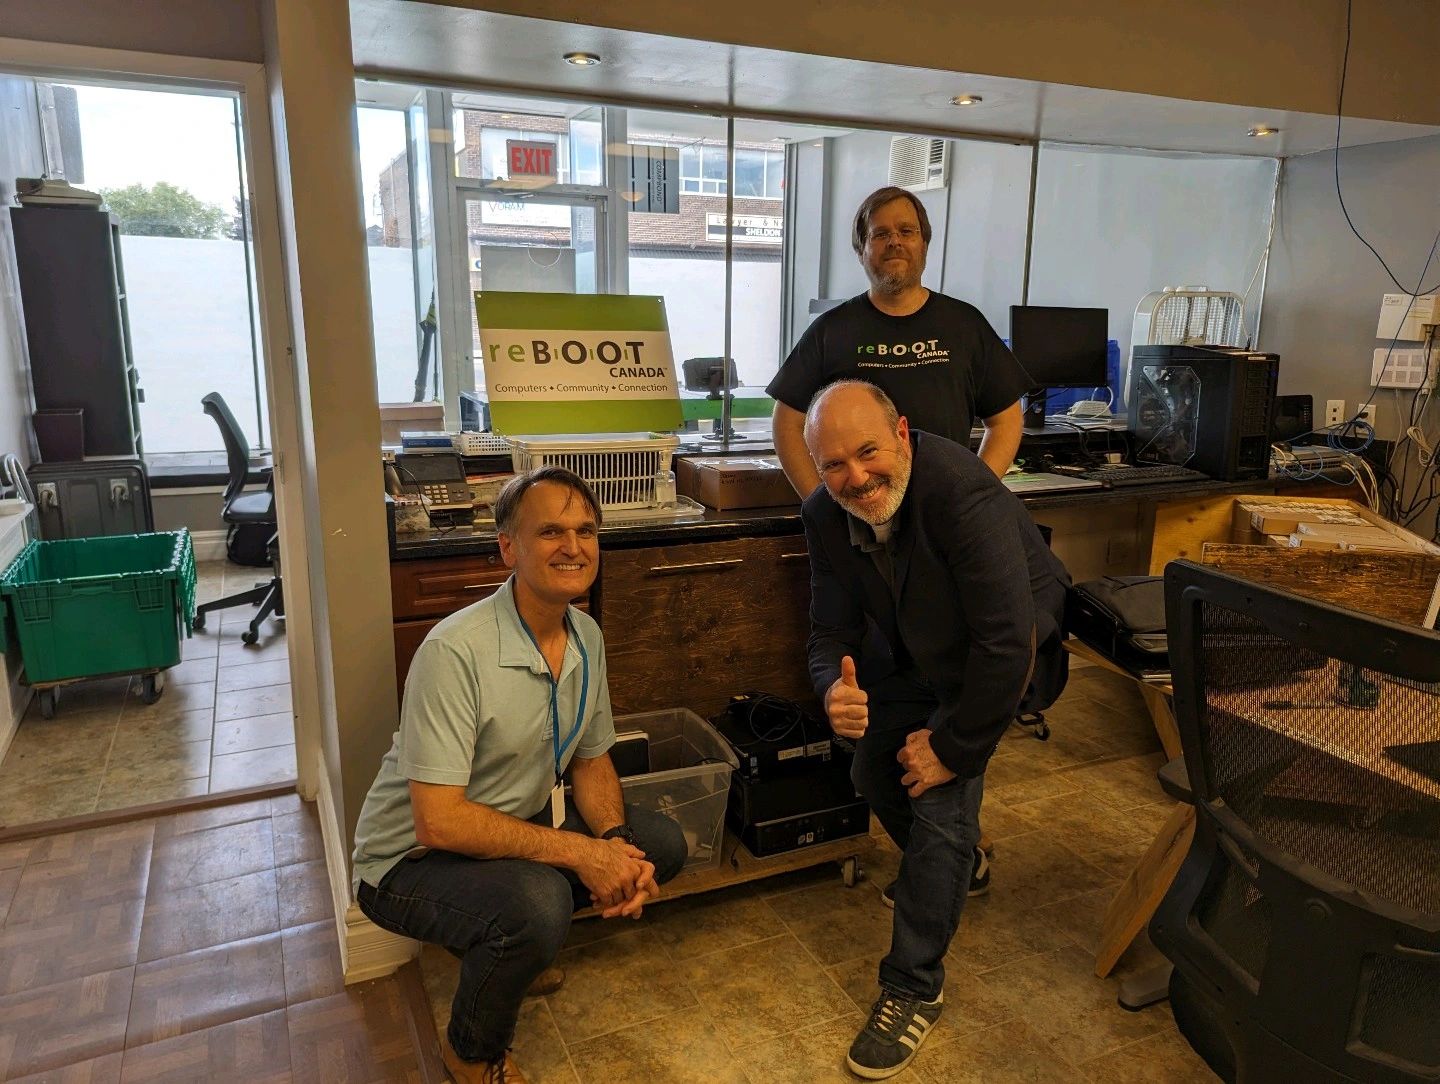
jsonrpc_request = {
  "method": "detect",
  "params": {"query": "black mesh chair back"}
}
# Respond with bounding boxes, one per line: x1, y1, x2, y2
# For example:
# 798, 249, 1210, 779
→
202, 392, 252, 507
1153, 560, 1440, 1083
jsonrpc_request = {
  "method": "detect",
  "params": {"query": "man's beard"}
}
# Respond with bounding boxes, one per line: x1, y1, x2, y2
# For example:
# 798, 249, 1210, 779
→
837, 449, 912, 526
866, 251, 924, 295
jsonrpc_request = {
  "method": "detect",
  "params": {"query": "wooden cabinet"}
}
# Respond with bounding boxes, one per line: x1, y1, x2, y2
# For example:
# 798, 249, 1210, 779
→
391, 553, 510, 621
391, 554, 511, 686
597, 535, 814, 719
390, 553, 590, 687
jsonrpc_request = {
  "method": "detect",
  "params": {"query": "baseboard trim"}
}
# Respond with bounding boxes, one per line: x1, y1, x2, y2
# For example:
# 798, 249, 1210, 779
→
190, 528, 228, 562
313, 746, 418, 983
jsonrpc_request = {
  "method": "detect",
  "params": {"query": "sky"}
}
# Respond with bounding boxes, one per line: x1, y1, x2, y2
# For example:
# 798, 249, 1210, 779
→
66, 84, 404, 229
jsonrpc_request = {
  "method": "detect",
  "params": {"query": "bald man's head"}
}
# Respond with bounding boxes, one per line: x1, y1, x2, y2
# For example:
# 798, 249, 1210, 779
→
804, 381, 912, 525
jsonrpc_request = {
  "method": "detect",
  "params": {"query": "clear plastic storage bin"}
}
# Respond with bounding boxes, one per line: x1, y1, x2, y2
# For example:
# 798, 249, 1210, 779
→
614, 708, 739, 873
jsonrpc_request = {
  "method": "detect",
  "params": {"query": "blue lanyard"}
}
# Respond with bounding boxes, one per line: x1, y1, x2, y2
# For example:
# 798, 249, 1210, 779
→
514, 599, 589, 779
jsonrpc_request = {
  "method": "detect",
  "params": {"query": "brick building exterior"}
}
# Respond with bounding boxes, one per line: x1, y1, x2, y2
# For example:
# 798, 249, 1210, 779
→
373, 109, 785, 264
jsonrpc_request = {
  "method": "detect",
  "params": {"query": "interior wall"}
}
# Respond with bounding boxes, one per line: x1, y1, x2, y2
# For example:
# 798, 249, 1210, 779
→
1260, 132, 1440, 540
439, 0, 1440, 126
1028, 145, 1278, 370
0, 76, 43, 466
0, 0, 264, 64
262, 0, 396, 876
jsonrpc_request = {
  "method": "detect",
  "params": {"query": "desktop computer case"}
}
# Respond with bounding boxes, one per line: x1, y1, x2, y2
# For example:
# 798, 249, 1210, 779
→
1128, 345, 1278, 481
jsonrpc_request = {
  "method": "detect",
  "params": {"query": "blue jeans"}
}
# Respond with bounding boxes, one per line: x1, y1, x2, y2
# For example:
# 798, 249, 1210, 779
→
356, 801, 687, 1062
852, 712, 985, 1001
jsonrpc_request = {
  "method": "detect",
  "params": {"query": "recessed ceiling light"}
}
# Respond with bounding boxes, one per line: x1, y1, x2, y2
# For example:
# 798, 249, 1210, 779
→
1248, 125, 1279, 138
563, 51, 603, 67
950, 94, 983, 107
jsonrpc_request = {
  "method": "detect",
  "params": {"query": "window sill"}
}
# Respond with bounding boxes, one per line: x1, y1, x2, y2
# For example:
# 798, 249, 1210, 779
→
145, 451, 271, 491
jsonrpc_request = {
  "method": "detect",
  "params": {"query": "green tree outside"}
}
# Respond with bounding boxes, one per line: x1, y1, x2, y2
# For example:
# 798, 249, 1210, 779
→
100, 181, 228, 239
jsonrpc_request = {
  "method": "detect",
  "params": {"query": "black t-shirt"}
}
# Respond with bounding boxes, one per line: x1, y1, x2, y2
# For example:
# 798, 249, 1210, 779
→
767, 292, 1032, 441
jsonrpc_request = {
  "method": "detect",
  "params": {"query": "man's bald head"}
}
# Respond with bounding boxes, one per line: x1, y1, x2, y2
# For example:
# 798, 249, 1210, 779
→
803, 380, 900, 450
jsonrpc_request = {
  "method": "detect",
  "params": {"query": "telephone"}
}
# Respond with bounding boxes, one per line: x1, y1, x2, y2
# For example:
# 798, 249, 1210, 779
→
393, 450, 474, 518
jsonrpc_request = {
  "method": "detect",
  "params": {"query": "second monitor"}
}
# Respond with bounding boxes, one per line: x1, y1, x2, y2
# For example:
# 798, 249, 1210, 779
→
1009, 305, 1109, 431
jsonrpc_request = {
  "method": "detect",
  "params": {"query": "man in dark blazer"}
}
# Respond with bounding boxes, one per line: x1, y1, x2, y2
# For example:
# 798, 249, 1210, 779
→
801, 380, 1069, 1080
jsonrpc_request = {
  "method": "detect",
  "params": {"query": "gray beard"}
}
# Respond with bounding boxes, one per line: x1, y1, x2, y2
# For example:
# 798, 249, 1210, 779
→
869, 270, 910, 295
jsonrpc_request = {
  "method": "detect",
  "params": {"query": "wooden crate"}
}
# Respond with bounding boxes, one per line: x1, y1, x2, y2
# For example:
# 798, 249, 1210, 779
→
1196, 497, 1440, 627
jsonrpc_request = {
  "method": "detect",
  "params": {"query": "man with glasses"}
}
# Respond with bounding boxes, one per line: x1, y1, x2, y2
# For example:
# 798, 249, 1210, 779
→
352, 467, 687, 1084
769, 185, 1031, 488
768, 185, 1034, 897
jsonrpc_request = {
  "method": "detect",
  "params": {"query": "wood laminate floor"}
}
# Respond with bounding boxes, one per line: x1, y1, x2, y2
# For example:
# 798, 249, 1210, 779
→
0, 794, 431, 1082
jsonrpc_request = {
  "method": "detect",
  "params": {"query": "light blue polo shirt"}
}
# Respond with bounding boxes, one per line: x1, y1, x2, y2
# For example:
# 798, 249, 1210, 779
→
352, 576, 616, 891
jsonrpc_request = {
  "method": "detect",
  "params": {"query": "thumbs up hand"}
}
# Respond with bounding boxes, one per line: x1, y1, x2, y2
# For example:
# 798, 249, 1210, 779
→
825, 654, 869, 739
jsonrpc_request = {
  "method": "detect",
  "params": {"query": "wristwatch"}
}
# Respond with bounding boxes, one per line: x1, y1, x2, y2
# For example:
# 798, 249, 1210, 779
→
601, 823, 639, 846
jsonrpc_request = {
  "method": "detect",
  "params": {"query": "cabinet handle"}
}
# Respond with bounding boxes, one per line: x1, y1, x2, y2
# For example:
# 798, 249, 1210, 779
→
647, 558, 744, 575
778, 552, 808, 561
460, 583, 496, 591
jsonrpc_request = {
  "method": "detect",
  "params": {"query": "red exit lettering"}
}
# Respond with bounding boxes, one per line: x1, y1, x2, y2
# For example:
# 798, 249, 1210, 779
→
507, 141, 556, 178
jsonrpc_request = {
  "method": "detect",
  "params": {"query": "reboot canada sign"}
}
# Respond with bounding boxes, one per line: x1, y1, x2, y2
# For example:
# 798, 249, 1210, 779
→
475, 291, 683, 435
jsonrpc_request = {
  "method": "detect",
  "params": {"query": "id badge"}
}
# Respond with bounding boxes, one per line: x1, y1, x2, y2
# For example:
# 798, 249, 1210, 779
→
549, 781, 565, 829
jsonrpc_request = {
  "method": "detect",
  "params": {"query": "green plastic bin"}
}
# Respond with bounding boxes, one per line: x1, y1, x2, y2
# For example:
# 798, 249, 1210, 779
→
0, 530, 196, 685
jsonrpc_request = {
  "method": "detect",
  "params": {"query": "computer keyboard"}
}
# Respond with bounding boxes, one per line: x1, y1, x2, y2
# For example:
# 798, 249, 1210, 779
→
1072, 463, 1210, 487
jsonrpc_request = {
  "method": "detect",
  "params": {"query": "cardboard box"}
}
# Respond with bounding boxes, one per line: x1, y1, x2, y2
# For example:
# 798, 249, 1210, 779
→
676, 455, 799, 510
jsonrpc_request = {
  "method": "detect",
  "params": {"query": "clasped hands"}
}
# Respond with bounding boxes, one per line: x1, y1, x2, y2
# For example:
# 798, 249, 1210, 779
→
579, 837, 660, 920
825, 654, 956, 798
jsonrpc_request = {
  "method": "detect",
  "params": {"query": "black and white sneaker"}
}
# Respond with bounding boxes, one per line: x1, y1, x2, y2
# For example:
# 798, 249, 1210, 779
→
846, 990, 944, 1079
879, 849, 990, 909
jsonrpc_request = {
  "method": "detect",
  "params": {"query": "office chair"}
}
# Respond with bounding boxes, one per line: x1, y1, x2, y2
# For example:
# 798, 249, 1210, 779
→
192, 392, 283, 645
1152, 561, 1440, 1083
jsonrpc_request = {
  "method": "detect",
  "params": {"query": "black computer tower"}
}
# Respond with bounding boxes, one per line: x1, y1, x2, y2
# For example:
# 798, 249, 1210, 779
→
1128, 345, 1278, 481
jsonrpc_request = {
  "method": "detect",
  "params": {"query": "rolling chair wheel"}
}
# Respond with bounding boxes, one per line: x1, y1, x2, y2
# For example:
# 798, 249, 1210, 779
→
241, 629, 259, 645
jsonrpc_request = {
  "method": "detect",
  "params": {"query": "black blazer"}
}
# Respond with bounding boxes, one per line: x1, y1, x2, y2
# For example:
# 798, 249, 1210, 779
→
802, 430, 1070, 778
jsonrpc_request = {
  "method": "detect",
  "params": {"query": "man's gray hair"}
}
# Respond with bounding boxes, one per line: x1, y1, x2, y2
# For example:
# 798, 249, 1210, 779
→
804, 380, 902, 442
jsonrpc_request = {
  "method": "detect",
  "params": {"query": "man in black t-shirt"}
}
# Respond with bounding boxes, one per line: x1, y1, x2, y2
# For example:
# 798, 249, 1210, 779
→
767, 185, 1032, 496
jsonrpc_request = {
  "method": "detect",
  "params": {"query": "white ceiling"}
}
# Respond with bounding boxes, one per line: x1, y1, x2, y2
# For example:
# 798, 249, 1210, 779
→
350, 0, 1440, 159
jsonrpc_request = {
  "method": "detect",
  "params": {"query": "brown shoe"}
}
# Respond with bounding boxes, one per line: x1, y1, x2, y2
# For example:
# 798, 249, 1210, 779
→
440, 1036, 528, 1084
525, 966, 565, 998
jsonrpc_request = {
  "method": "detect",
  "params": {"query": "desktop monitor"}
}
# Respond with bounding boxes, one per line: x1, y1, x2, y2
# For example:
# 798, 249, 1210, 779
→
1009, 305, 1109, 430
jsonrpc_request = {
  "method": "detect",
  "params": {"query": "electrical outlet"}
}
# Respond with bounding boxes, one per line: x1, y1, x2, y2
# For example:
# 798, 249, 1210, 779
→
1326, 399, 1345, 427
1356, 404, 1375, 426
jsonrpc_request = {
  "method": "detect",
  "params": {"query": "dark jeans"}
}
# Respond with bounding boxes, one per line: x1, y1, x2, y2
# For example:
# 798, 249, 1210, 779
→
356, 801, 687, 1062
852, 712, 985, 1001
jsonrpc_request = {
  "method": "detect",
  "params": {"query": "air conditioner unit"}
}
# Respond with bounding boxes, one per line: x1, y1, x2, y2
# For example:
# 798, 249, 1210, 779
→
888, 137, 951, 192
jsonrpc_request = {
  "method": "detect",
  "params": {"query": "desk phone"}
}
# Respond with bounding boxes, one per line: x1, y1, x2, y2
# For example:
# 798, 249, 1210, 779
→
394, 450, 473, 511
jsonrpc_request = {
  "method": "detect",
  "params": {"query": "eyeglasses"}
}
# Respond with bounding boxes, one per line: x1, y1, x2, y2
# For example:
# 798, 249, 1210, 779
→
867, 226, 922, 245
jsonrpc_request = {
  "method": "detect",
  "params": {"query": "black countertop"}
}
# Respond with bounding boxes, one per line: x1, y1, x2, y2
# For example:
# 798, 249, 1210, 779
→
391, 474, 1323, 560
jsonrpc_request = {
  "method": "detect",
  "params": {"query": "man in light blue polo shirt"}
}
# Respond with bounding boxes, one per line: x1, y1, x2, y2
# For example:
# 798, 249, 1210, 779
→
353, 466, 687, 1084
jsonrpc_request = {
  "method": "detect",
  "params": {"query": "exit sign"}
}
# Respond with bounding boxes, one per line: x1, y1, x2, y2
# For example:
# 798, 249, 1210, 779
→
506, 139, 557, 181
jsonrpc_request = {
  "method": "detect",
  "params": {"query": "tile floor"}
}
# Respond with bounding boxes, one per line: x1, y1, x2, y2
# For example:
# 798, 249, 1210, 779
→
420, 662, 1219, 1083
0, 559, 294, 829
0, 793, 429, 1081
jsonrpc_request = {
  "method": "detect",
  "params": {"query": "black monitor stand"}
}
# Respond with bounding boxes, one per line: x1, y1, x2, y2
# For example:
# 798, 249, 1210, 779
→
1022, 388, 1050, 433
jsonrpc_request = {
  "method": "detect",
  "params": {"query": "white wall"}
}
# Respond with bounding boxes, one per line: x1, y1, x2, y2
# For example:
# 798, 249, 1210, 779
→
1028, 145, 1278, 361
1260, 133, 1440, 541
